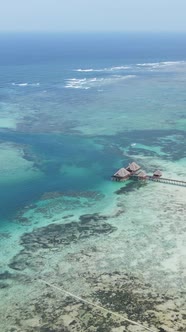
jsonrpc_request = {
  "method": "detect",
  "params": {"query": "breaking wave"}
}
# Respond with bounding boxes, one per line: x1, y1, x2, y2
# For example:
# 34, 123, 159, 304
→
75, 66, 131, 73
64, 78, 90, 89
75, 61, 186, 74
110, 66, 131, 71
136, 60, 186, 70
64, 75, 136, 89
11, 82, 40, 87
76, 69, 98, 72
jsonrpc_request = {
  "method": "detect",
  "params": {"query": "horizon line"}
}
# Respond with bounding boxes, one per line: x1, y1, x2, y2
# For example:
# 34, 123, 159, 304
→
0, 30, 186, 34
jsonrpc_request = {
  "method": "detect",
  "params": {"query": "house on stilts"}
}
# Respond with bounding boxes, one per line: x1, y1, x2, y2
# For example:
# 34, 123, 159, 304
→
112, 160, 186, 187
153, 170, 162, 178
136, 170, 147, 180
112, 168, 130, 181
126, 162, 141, 174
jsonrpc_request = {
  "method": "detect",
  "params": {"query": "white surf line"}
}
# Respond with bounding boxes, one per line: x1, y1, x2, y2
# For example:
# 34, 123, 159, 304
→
40, 279, 156, 332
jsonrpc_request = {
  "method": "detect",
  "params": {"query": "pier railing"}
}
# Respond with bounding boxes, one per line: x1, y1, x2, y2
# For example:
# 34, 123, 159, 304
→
132, 175, 186, 187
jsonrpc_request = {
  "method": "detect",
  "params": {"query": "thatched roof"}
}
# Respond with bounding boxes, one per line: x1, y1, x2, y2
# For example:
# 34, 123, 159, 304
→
114, 168, 130, 178
127, 162, 141, 172
153, 170, 162, 177
137, 171, 147, 178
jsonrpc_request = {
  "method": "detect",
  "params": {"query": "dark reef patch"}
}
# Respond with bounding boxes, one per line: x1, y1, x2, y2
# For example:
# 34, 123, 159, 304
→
20, 215, 116, 251
8, 214, 117, 271
103, 129, 186, 161
17, 114, 80, 134
0, 270, 32, 288
114, 180, 145, 195
0, 270, 13, 280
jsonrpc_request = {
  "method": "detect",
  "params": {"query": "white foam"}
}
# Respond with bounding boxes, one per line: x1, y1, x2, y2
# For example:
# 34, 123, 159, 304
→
12, 83, 28, 86
75, 66, 131, 73
109, 66, 131, 71
75, 68, 103, 72
11, 82, 40, 87
76, 69, 96, 72
161, 61, 185, 66
116, 75, 136, 79
75, 61, 186, 75
64, 75, 136, 89
136, 60, 186, 70
65, 78, 89, 89
137, 62, 159, 67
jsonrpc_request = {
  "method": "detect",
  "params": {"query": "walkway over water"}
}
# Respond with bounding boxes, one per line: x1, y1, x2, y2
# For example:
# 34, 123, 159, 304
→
133, 175, 186, 187
112, 162, 186, 188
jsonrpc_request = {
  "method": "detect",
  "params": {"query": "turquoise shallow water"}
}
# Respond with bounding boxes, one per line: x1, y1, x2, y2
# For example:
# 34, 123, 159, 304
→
0, 33, 186, 331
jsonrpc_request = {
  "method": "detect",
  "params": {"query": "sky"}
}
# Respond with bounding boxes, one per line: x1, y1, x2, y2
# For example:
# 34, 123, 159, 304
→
0, 0, 186, 32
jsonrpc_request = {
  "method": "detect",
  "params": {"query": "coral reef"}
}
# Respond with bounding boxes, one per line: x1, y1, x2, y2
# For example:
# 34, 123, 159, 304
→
2, 271, 186, 332
8, 214, 116, 271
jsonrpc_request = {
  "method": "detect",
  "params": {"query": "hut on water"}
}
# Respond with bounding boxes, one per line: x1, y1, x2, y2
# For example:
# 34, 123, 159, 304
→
153, 170, 162, 178
126, 162, 141, 174
137, 170, 147, 180
112, 168, 130, 181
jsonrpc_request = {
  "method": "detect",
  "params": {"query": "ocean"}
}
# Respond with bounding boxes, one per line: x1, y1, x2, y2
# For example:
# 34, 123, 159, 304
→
0, 32, 186, 331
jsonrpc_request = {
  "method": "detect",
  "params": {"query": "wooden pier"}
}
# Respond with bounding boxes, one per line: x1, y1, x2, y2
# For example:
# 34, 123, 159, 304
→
147, 176, 186, 187
112, 161, 186, 188
131, 174, 186, 187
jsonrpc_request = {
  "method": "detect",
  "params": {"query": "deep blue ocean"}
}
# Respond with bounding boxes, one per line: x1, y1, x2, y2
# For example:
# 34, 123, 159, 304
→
1, 32, 186, 65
